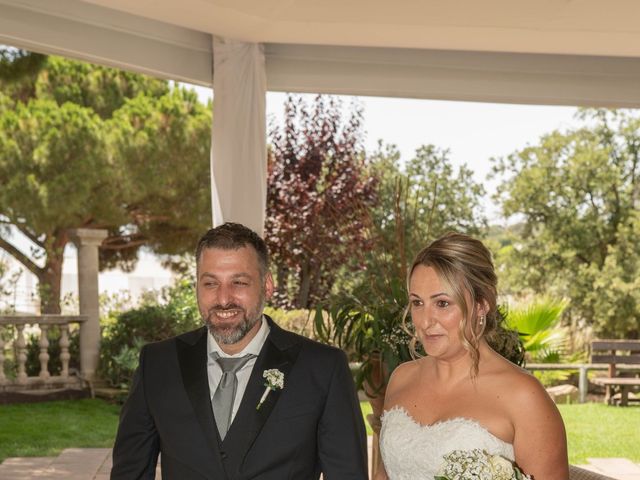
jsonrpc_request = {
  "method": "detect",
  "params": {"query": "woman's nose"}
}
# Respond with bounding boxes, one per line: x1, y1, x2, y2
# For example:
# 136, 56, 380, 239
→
414, 311, 433, 330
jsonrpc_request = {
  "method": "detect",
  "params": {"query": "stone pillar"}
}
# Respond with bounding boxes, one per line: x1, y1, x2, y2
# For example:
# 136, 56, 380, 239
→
69, 228, 108, 381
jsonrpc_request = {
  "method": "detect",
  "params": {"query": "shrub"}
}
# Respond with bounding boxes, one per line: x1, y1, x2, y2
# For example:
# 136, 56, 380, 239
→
99, 278, 201, 388
263, 307, 316, 339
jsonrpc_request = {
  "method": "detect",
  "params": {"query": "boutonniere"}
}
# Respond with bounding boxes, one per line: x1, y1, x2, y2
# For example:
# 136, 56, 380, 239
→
256, 369, 284, 410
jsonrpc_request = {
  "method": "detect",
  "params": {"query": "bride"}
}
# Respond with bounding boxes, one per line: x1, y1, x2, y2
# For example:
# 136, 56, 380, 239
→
375, 232, 569, 480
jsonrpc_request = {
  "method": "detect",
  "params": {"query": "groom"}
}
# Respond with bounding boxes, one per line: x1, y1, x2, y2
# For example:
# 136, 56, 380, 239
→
111, 222, 368, 479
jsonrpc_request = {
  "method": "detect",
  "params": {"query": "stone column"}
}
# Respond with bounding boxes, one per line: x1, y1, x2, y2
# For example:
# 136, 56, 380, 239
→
69, 228, 108, 381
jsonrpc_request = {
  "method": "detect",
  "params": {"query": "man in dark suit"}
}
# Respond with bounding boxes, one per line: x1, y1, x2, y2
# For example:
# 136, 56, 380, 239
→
111, 222, 368, 479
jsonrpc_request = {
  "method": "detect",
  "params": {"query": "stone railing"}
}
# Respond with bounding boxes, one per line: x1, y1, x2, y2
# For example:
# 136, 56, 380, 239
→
0, 315, 88, 391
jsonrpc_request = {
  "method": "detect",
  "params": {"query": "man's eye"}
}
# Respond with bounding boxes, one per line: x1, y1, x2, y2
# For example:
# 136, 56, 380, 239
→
234, 281, 249, 286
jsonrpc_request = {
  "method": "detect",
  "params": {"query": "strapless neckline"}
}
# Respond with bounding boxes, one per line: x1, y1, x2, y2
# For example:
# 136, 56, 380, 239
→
379, 406, 515, 480
382, 406, 512, 447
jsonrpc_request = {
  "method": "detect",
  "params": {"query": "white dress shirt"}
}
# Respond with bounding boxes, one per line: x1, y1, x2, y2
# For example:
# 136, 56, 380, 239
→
207, 316, 270, 424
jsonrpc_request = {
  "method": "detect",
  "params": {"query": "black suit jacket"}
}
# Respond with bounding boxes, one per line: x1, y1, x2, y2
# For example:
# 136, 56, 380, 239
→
111, 317, 368, 479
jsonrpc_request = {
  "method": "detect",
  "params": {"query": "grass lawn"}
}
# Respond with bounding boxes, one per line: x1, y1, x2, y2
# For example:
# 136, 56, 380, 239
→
0, 399, 637, 465
558, 403, 640, 464
0, 399, 120, 463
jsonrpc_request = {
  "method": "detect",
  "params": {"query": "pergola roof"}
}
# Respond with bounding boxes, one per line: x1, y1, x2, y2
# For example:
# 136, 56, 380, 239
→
2, 0, 640, 107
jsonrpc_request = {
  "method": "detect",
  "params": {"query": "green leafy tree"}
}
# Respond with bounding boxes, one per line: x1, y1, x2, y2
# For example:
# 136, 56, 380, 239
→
345, 142, 487, 291
0, 53, 211, 313
107, 88, 212, 262
493, 109, 640, 338
0, 47, 46, 102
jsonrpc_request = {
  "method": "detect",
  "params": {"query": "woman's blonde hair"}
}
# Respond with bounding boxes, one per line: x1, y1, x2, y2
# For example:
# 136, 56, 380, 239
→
404, 232, 498, 377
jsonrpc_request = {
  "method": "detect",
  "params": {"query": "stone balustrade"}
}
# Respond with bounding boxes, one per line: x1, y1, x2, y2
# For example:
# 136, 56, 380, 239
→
0, 315, 88, 391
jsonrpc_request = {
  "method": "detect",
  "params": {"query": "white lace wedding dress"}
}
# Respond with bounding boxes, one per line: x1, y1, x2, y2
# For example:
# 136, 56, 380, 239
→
380, 406, 515, 480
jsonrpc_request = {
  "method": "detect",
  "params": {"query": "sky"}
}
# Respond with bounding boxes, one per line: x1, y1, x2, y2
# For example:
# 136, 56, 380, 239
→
191, 85, 580, 221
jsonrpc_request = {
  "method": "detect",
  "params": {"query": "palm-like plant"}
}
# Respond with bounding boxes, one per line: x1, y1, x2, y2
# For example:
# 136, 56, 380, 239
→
502, 297, 574, 385
314, 275, 413, 394
503, 297, 569, 363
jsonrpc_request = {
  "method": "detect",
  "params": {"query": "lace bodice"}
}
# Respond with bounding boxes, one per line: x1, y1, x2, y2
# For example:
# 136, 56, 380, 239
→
380, 407, 515, 480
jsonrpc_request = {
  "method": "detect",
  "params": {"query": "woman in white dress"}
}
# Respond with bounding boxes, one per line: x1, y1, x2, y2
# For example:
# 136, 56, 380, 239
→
376, 232, 569, 480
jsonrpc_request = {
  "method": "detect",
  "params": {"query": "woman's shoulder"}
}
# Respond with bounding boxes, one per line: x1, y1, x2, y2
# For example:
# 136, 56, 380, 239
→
484, 356, 557, 416
384, 358, 424, 402
395, 355, 430, 378
480, 349, 551, 404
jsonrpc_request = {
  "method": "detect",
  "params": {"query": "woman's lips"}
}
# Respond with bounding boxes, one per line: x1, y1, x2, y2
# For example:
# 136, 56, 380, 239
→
423, 333, 445, 341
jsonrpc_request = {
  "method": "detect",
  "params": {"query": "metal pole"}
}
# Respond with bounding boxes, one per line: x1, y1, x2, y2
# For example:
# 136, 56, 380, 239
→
579, 365, 588, 403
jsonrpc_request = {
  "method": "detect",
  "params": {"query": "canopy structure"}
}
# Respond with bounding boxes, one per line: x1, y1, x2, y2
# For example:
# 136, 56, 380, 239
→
2, 0, 640, 232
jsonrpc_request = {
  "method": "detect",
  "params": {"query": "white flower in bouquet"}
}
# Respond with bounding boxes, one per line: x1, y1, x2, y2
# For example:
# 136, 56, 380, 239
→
435, 449, 531, 480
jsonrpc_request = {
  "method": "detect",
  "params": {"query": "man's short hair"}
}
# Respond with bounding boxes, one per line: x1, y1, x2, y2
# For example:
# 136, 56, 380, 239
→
195, 223, 269, 275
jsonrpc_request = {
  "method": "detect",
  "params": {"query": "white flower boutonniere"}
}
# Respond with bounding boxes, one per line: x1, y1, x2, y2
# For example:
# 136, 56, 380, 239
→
256, 368, 284, 410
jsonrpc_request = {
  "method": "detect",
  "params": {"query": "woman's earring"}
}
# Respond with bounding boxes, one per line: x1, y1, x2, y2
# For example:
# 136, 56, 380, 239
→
479, 315, 485, 326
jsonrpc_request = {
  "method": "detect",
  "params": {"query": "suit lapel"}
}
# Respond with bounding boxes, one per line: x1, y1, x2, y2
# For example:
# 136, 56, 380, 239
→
221, 319, 302, 474
177, 327, 226, 475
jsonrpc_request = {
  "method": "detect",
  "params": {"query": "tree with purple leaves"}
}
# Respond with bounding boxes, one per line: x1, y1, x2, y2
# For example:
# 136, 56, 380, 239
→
266, 95, 377, 309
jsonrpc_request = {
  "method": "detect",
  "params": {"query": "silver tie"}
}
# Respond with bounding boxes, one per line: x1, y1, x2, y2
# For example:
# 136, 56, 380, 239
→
211, 353, 255, 439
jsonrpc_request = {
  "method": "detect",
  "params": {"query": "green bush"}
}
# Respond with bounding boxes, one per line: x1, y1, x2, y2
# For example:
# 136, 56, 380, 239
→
263, 307, 316, 339
99, 278, 201, 388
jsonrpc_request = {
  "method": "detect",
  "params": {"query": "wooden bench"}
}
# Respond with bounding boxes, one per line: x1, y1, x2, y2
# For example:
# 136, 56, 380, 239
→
590, 340, 640, 406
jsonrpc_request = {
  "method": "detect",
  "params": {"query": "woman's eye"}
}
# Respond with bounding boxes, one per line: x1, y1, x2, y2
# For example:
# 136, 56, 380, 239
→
411, 299, 423, 307
436, 300, 449, 308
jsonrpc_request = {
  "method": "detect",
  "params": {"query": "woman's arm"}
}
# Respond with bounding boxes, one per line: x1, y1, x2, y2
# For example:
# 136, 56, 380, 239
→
511, 373, 569, 480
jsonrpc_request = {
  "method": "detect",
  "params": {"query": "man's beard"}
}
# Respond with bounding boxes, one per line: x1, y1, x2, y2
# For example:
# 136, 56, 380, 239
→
204, 292, 266, 345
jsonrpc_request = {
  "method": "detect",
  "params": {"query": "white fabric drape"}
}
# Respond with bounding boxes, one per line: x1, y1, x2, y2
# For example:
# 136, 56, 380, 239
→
210, 37, 267, 235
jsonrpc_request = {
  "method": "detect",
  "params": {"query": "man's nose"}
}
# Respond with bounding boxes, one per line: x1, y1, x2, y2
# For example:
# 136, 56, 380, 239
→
216, 284, 234, 305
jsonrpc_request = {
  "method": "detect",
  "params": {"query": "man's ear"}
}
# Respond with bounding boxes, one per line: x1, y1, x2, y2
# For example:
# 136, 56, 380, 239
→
264, 272, 274, 300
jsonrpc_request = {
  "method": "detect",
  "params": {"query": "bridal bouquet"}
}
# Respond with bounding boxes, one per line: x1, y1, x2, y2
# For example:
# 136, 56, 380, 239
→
435, 449, 531, 480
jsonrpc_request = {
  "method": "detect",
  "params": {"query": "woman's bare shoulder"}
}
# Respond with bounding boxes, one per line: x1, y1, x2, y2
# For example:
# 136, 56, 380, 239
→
388, 358, 422, 386
481, 352, 551, 407
490, 362, 558, 418
384, 358, 424, 406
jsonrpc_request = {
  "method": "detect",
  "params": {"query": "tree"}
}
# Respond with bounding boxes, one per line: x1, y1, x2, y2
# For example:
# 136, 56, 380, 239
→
0, 47, 46, 102
493, 109, 640, 338
266, 95, 377, 308
348, 142, 487, 289
0, 53, 211, 313
314, 141, 490, 404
